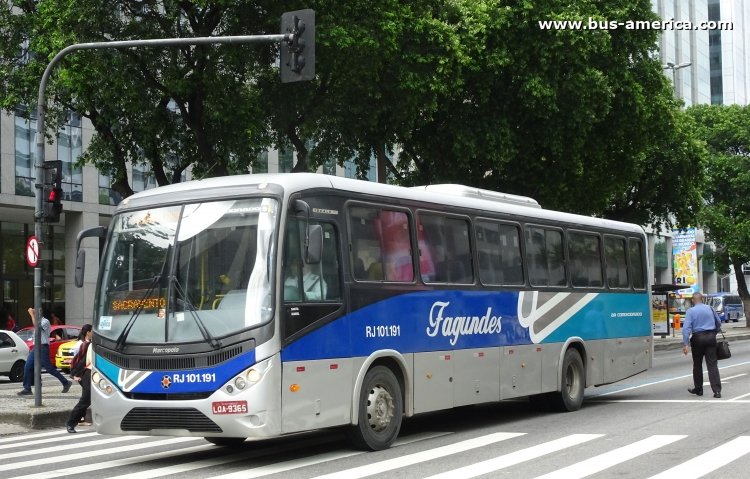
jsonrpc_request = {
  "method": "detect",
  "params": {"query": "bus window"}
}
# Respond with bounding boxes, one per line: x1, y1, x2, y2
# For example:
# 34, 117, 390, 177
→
418, 213, 473, 284
283, 219, 341, 302
525, 226, 566, 287
629, 238, 646, 290
568, 232, 603, 288
349, 206, 414, 282
475, 220, 523, 285
604, 236, 629, 288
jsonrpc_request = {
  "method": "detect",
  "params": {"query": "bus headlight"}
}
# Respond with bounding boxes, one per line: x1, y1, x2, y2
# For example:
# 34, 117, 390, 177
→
246, 368, 262, 383
91, 371, 114, 395
225, 358, 271, 394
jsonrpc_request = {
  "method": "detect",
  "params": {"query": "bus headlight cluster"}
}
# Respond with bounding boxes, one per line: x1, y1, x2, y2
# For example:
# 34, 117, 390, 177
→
91, 371, 114, 395
225, 359, 270, 394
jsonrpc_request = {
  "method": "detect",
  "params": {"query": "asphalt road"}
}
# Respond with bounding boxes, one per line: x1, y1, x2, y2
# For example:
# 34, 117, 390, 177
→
1, 342, 749, 478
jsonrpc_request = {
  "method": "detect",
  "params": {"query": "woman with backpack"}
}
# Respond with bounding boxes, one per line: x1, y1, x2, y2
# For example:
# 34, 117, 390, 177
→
66, 324, 93, 433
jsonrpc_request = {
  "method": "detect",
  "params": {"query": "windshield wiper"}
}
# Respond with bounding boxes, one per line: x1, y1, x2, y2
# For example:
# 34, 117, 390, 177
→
170, 276, 222, 349
114, 274, 163, 352
114, 244, 171, 352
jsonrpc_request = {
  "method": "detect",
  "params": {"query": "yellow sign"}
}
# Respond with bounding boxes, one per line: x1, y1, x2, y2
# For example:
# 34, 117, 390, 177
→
652, 297, 668, 334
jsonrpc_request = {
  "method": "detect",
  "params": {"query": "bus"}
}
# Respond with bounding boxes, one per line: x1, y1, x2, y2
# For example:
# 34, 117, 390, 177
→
706, 292, 744, 323
74, 173, 652, 450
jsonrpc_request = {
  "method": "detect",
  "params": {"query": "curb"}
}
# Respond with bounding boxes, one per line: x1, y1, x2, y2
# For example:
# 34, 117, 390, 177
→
0, 407, 91, 430
653, 333, 750, 352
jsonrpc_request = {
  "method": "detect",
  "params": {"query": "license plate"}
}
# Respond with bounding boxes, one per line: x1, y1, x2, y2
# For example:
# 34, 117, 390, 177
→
730, 312, 738, 319
211, 401, 248, 415
62, 359, 71, 365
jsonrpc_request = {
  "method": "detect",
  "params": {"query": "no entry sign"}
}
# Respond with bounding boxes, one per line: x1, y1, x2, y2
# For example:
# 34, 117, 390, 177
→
26, 235, 40, 267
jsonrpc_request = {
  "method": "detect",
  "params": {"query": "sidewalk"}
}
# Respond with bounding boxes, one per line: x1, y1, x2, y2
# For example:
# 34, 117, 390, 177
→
0, 379, 87, 435
1, 326, 749, 434
652, 321, 750, 351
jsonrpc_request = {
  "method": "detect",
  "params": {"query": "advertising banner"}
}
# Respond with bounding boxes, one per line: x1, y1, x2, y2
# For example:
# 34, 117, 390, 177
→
652, 296, 668, 335
672, 227, 699, 295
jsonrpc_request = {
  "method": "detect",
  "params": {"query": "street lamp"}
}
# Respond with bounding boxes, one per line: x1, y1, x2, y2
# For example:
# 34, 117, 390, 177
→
663, 61, 692, 98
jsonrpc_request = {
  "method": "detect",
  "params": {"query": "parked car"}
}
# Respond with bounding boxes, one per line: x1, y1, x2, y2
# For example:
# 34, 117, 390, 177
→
0, 329, 30, 382
707, 293, 744, 323
55, 339, 79, 372
15, 325, 82, 364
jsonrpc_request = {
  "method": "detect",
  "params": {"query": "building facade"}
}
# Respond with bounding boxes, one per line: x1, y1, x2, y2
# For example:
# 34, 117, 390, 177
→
652, 0, 750, 295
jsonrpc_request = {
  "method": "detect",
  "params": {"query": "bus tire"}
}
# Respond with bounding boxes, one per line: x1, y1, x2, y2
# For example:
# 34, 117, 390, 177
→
204, 437, 246, 447
551, 348, 585, 412
347, 365, 403, 451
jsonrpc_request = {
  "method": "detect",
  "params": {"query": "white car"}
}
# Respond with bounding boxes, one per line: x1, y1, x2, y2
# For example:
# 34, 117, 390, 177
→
0, 329, 29, 382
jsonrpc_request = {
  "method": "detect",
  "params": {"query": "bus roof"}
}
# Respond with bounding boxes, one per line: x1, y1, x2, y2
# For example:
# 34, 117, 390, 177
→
118, 173, 646, 235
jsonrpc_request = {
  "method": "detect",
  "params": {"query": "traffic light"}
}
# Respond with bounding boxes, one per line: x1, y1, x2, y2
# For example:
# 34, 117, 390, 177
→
280, 9, 315, 83
42, 161, 63, 223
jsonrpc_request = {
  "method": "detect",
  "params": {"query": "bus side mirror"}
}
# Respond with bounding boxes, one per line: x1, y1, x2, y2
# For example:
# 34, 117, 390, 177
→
74, 226, 107, 288
74, 250, 86, 288
306, 224, 322, 264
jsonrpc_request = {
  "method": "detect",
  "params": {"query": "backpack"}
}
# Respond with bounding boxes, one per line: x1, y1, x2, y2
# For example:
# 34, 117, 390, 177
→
70, 341, 89, 377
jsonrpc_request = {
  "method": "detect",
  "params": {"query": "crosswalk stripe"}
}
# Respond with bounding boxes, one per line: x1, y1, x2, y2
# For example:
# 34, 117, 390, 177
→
0, 430, 97, 451
534, 435, 686, 479
206, 432, 456, 479
309, 432, 525, 479
0, 434, 149, 460
210, 451, 363, 479
15, 445, 213, 479
0, 429, 88, 445
0, 437, 198, 473
16, 431, 449, 479
422, 434, 602, 479
647, 436, 750, 479
100, 432, 448, 479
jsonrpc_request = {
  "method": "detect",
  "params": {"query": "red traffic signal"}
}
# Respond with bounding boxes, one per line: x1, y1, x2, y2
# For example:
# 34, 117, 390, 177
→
48, 187, 63, 203
45, 186, 64, 223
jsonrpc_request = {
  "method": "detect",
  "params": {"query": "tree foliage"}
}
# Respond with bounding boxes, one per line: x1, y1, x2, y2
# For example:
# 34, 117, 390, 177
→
393, 0, 706, 228
0, 0, 705, 231
687, 104, 750, 308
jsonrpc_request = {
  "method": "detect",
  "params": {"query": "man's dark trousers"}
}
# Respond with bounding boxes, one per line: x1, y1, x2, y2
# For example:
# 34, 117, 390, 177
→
691, 331, 721, 394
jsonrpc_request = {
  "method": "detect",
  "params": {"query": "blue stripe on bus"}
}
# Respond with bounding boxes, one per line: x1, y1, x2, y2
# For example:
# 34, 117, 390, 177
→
281, 290, 650, 362
95, 349, 256, 394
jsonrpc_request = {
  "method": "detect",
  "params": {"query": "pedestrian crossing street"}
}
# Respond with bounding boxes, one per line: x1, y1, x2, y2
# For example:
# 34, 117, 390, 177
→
0, 427, 748, 479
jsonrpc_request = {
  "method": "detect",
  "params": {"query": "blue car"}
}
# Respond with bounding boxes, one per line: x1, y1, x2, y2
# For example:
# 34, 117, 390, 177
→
707, 293, 744, 323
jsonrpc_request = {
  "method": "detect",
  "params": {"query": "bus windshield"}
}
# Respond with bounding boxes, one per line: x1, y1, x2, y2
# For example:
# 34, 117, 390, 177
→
95, 197, 278, 346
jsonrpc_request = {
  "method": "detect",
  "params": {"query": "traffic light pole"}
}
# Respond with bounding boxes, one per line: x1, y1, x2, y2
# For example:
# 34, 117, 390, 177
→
31, 32, 296, 407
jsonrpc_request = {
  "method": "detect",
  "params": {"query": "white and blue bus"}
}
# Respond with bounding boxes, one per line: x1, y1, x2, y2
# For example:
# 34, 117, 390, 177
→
75, 173, 651, 450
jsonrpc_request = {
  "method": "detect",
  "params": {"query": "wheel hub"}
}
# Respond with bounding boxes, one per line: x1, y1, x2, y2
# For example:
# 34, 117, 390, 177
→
366, 385, 394, 432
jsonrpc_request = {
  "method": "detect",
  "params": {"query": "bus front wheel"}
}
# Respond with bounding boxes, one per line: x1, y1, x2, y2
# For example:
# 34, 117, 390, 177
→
552, 348, 585, 412
348, 365, 403, 451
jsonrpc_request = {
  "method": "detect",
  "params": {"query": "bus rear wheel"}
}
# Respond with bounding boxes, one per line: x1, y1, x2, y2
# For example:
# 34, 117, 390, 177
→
348, 365, 403, 451
551, 348, 585, 412
205, 437, 246, 447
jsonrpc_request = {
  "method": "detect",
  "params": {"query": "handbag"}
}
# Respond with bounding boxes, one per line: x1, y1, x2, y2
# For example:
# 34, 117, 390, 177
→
716, 331, 731, 360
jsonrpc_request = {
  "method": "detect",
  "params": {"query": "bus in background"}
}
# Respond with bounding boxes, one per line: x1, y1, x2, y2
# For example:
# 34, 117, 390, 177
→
707, 292, 744, 323
74, 173, 651, 450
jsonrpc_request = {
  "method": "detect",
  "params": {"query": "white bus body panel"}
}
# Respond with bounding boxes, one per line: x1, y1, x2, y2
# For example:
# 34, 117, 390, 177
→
92, 354, 283, 439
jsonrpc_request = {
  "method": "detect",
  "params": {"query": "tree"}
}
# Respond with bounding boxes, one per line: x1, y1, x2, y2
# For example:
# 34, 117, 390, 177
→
0, 0, 272, 198
688, 104, 750, 320
392, 0, 706, 228
0, 0, 705, 230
